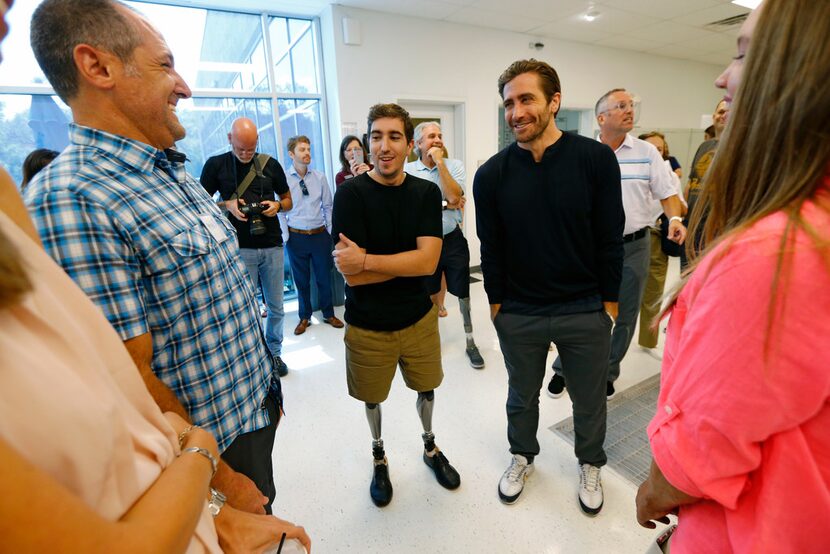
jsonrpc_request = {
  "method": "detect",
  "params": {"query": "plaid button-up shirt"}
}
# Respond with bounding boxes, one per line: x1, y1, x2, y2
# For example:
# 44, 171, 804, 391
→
25, 124, 278, 451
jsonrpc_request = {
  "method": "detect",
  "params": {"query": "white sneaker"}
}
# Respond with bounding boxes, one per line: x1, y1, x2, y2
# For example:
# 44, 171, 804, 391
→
578, 463, 604, 515
498, 454, 534, 504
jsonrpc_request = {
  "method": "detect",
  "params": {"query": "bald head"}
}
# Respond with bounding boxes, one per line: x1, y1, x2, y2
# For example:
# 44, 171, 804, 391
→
229, 118, 258, 163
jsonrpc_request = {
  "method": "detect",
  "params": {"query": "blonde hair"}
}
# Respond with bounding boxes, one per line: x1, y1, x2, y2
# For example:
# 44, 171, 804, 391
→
665, 0, 830, 350
638, 131, 668, 161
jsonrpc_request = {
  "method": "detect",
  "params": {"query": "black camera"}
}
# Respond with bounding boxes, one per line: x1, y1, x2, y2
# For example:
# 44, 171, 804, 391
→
239, 202, 266, 236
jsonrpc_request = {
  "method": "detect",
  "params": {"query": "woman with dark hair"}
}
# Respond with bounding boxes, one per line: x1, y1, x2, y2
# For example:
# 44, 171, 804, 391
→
20, 148, 59, 190
636, 1, 830, 551
335, 134, 371, 186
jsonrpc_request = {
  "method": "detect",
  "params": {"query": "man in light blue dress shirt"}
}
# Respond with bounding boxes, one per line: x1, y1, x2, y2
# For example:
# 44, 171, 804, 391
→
405, 122, 485, 369
284, 135, 344, 335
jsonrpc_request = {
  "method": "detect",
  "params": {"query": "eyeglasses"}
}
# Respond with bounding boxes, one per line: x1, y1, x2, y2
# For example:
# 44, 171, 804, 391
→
299, 178, 309, 196
604, 101, 637, 114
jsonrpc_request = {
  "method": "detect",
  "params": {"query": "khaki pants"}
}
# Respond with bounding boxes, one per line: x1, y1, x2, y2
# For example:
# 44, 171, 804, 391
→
345, 305, 443, 403
638, 228, 668, 349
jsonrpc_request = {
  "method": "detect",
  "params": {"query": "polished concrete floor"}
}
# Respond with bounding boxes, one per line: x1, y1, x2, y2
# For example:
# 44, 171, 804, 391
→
274, 265, 678, 553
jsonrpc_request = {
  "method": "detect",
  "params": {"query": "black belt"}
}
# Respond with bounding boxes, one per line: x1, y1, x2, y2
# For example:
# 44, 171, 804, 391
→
443, 225, 461, 238
623, 227, 649, 243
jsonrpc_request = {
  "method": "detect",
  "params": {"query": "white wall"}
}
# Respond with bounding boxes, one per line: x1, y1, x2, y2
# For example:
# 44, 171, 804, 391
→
321, 5, 725, 266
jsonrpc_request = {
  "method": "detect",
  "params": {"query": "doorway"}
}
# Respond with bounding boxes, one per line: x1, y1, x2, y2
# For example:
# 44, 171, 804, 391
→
397, 101, 465, 162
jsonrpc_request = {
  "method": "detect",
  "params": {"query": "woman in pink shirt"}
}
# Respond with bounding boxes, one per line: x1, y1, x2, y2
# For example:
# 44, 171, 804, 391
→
636, 0, 830, 552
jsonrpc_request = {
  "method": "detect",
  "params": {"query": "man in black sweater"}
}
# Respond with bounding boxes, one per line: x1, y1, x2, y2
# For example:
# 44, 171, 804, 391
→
474, 59, 624, 516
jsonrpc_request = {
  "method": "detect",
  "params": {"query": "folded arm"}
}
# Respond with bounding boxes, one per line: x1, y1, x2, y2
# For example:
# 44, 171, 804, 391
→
333, 233, 441, 286
0, 428, 215, 554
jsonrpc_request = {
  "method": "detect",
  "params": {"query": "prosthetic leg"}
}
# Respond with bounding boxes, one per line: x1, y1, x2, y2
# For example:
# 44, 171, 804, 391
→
365, 403, 392, 506
459, 297, 485, 369
417, 391, 461, 490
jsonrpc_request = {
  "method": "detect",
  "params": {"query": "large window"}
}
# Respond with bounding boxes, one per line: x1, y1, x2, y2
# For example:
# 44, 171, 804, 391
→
0, 1, 329, 184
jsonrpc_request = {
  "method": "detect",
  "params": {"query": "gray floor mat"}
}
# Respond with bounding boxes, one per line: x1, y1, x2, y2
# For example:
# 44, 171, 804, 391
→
549, 374, 661, 486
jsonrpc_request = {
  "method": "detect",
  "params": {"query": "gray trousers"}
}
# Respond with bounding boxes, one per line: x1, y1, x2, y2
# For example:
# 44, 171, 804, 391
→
494, 310, 612, 466
553, 234, 650, 382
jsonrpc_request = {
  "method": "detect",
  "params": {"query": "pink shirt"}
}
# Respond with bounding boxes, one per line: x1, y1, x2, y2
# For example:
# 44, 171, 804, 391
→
648, 181, 830, 553
0, 211, 220, 552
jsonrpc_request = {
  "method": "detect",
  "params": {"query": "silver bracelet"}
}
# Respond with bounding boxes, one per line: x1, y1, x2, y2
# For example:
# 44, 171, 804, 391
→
669, 216, 683, 223
181, 446, 218, 476
178, 424, 199, 449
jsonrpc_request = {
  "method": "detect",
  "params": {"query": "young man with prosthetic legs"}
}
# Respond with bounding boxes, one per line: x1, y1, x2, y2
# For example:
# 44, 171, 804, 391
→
365, 389, 456, 505
333, 103, 461, 507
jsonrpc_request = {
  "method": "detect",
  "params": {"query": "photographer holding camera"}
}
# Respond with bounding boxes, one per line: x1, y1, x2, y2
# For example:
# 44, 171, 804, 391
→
201, 117, 293, 376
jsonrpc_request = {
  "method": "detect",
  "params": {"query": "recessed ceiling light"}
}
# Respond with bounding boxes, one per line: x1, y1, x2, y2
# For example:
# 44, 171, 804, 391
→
731, 0, 762, 9
584, 8, 600, 22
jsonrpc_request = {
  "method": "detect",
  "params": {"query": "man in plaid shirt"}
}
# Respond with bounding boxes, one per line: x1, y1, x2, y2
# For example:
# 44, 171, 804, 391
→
26, 0, 284, 520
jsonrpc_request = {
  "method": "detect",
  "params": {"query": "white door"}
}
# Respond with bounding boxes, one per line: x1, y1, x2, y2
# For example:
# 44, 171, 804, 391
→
398, 101, 462, 161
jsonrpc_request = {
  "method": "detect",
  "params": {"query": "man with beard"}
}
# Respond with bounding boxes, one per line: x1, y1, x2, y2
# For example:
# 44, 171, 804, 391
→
473, 59, 624, 515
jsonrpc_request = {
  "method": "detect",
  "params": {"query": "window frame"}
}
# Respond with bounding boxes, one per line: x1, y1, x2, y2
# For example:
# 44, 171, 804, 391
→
0, 0, 333, 180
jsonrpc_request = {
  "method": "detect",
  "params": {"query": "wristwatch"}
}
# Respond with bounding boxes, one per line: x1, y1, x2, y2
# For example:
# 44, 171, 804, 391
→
669, 216, 683, 224
208, 488, 227, 517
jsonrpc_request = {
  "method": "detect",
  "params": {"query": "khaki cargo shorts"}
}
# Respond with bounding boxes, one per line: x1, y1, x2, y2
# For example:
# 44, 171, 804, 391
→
345, 304, 443, 403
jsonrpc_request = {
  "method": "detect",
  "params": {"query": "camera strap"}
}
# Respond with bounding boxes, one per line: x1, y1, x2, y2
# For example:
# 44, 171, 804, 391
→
233, 153, 271, 199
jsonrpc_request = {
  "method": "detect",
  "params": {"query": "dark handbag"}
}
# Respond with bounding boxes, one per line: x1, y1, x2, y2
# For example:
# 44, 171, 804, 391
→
659, 214, 685, 258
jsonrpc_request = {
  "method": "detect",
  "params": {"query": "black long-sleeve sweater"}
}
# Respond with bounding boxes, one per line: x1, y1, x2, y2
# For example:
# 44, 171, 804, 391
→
473, 132, 624, 313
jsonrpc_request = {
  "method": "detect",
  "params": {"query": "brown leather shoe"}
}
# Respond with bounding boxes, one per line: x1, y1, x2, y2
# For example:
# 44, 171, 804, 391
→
324, 315, 344, 328
294, 319, 310, 335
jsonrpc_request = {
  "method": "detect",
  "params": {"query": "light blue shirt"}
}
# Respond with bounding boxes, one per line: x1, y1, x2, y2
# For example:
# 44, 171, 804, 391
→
284, 164, 333, 233
405, 157, 465, 236
25, 124, 275, 451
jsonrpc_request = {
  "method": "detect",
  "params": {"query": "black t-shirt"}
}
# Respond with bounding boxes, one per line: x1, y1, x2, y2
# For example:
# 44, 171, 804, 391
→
332, 172, 443, 331
200, 152, 289, 249
473, 132, 624, 313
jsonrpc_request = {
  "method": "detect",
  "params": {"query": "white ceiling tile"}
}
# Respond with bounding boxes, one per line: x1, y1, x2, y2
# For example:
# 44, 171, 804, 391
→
549, 6, 661, 35
597, 0, 722, 21
469, 0, 587, 17
529, 20, 608, 44
670, 2, 750, 26
628, 20, 712, 44
322, 0, 743, 63
593, 34, 663, 52
339, 0, 462, 19
445, 7, 542, 32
